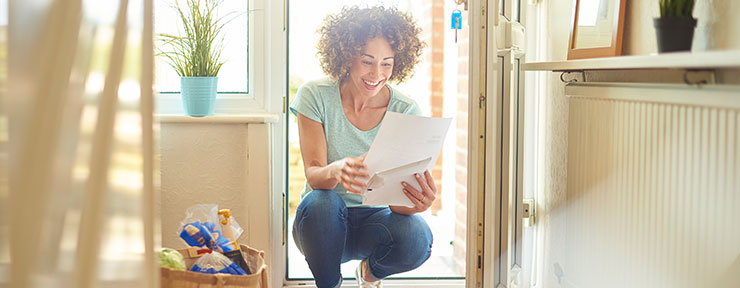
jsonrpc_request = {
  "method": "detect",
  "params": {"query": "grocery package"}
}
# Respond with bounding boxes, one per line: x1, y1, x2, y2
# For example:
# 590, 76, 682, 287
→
178, 204, 250, 275
160, 245, 269, 288
190, 249, 247, 275
219, 209, 251, 274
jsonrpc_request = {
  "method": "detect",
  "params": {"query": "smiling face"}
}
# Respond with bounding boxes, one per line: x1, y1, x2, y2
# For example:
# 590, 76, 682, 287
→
345, 36, 395, 98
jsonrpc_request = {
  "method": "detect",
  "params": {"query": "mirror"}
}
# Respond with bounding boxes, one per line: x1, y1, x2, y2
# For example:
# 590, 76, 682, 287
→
574, 0, 613, 49
568, 0, 626, 59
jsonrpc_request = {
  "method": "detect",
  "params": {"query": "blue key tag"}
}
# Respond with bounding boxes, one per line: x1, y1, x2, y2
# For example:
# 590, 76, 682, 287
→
451, 9, 462, 30
451, 9, 462, 43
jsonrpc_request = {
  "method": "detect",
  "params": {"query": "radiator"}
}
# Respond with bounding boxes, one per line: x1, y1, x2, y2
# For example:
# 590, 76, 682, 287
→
561, 83, 740, 288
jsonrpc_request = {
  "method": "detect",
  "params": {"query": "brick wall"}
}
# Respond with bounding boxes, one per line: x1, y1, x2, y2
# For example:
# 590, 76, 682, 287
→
452, 9, 470, 275
426, 0, 445, 214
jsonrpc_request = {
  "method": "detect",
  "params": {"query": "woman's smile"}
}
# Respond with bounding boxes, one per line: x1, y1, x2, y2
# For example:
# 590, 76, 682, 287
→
362, 78, 384, 89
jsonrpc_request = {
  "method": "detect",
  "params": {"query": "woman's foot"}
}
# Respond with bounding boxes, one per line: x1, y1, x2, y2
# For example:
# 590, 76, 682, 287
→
355, 259, 382, 288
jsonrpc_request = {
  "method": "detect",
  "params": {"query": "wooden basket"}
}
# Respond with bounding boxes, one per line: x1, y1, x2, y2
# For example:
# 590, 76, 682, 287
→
160, 244, 268, 288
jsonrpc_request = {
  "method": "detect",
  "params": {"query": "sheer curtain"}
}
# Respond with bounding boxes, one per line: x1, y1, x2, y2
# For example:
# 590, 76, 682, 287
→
2, 0, 157, 287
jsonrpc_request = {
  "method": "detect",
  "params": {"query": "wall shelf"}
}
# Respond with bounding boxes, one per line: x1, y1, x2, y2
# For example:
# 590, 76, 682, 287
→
523, 50, 740, 71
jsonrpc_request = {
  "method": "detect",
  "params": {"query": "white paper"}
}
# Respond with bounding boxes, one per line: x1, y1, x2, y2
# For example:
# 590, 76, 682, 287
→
362, 112, 452, 206
364, 157, 431, 206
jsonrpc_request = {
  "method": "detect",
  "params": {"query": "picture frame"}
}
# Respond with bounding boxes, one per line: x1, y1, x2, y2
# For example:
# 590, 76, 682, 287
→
567, 0, 627, 60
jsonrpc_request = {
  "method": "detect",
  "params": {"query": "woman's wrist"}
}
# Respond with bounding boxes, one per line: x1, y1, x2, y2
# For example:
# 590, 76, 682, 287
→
306, 164, 340, 190
326, 160, 341, 182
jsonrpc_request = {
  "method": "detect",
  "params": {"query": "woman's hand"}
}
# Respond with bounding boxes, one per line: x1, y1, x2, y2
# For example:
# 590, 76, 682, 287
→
390, 170, 437, 215
329, 155, 370, 194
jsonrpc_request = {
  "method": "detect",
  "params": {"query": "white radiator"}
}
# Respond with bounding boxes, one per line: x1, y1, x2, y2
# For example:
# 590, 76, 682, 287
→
561, 83, 740, 288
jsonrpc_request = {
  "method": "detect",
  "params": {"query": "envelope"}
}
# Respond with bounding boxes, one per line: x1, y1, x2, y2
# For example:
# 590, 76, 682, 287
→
362, 157, 432, 207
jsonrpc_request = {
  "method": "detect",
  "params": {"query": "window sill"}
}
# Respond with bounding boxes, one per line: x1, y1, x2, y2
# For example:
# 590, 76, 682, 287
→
155, 92, 271, 115
156, 113, 280, 124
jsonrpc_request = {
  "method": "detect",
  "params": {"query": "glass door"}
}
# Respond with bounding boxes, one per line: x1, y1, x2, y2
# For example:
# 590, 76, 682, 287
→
286, 0, 470, 285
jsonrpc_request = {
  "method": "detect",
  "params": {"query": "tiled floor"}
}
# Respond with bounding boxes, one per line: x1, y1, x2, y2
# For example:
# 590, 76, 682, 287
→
287, 209, 463, 280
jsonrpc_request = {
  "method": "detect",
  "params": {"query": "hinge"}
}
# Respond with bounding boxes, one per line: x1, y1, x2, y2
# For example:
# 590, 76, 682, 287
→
282, 192, 287, 245
479, 93, 486, 108
523, 199, 535, 226
282, 96, 286, 113
282, 0, 287, 31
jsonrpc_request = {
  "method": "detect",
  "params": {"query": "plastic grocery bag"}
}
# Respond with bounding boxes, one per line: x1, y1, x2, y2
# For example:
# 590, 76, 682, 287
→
179, 204, 244, 251
190, 250, 247, 275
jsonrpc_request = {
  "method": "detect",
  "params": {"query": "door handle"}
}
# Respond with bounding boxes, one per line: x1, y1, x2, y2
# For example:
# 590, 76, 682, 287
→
454, 0, 468, 11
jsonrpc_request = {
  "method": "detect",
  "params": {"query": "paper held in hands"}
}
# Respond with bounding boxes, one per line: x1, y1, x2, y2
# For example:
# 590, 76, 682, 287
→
362, 112, 452, 207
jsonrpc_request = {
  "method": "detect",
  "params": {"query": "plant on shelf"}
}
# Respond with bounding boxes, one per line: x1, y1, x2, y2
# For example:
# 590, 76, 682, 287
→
654, 0, 697, 53
158, 0, 229, 117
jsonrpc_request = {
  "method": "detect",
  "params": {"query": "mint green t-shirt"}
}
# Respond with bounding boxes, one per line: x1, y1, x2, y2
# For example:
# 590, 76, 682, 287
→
289, 78, 422, 207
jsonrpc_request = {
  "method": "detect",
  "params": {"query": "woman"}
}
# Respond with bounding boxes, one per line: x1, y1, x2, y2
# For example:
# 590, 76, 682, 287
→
290, 6, 436, 288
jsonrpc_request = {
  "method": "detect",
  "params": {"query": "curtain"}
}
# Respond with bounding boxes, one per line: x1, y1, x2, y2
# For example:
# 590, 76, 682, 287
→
2, 0, 157, 287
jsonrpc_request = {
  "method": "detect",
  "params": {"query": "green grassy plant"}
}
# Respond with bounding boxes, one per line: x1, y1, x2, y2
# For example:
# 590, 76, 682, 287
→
158, 0, 229, 77
659, 0, 696, 18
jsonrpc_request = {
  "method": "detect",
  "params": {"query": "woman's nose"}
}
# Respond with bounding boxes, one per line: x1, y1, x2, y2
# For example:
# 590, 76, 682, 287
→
370, 64, 382, 77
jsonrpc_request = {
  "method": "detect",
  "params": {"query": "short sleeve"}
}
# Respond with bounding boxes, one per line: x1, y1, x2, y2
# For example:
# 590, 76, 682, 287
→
289, 83, 324, 123
404, 101, 423, 116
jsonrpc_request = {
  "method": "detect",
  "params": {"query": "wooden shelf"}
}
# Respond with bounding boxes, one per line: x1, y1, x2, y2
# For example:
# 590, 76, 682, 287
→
523, 50, 740, 71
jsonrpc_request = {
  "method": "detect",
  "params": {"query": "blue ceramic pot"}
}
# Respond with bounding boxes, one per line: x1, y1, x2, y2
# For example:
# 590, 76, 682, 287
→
181, 77, 218, 117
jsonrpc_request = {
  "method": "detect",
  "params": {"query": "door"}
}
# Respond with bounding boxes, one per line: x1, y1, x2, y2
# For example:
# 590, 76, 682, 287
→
493, 0, 533, 287
467, 0, 532, 287
285, 0, 470, 286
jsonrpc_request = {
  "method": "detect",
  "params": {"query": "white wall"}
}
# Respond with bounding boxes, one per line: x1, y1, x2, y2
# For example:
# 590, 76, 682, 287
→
622, 0, 740, 55
158, 122, 271, 262
532, 0, 740, 287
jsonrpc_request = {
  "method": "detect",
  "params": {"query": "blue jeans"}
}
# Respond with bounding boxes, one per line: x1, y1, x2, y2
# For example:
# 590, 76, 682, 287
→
292, 189, 433, 288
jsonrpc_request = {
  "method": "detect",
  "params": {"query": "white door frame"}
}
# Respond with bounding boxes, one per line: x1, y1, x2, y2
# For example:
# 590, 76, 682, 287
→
466, 0, 499, 287
467, 0, 527, 287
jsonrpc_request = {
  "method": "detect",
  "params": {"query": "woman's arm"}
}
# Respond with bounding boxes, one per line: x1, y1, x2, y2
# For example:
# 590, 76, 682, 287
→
297, 113, 369, 193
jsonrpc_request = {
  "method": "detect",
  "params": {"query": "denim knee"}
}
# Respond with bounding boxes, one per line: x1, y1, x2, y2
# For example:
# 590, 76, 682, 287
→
384, 214, 433, 270
296, 189, 346, 221
395, 214, 434, 268
292, 189, 347, 253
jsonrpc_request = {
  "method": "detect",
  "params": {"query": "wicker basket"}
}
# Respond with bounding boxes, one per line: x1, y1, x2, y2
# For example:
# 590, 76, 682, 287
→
160, 245, 268, 288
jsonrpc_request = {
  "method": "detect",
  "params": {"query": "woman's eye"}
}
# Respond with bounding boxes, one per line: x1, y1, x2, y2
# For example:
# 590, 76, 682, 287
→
362, 61, 372, 65
382, 63, 392, 67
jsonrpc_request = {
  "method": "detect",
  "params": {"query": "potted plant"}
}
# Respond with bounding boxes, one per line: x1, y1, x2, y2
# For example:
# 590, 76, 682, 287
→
158, 0, 227, 117
654, 0, 697, 53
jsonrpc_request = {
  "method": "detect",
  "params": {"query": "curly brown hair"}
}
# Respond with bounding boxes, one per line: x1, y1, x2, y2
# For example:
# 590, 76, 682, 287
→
316, 6, 425, 83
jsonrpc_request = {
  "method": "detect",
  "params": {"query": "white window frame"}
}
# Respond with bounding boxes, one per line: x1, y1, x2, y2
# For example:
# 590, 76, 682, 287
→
154, 0, 283, 115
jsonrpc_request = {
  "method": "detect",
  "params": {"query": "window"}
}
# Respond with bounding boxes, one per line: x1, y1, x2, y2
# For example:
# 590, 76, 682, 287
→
154, 0, 265, 114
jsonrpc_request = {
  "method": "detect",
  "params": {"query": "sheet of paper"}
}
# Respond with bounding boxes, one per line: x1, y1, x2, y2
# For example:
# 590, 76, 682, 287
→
362, 112, 452, 206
